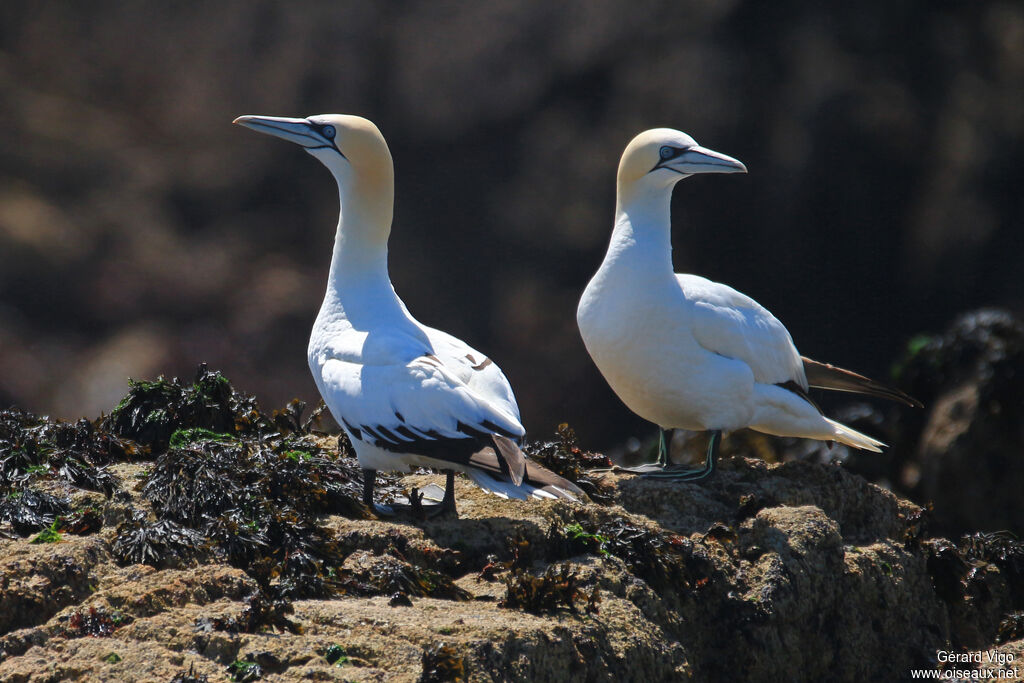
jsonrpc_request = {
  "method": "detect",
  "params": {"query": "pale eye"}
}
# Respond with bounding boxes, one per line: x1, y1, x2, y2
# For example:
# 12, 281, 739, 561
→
660, 146, 675, 160
321, 125, 336, 139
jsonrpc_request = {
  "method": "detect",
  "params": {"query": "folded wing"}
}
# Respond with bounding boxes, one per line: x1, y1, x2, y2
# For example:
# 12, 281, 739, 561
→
681, 274, 806, 387
320, 354, 582, 498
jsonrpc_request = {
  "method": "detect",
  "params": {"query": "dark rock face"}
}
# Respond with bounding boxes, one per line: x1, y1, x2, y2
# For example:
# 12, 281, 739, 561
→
893, 309, 1024, 534
611, 460, 957, 680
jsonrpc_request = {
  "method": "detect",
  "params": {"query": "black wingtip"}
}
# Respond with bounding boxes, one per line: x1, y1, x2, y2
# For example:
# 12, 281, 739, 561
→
801, 356, 924, 409
493, 434, 526, 486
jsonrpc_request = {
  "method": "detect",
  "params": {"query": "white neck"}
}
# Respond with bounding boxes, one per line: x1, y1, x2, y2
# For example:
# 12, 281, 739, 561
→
318, 172, 405, 328
602, 181, 676, 277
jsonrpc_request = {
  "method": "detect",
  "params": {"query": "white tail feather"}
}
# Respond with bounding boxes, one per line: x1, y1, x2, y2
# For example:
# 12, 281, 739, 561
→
825, 418, 885, 452
465, 469, 572, 501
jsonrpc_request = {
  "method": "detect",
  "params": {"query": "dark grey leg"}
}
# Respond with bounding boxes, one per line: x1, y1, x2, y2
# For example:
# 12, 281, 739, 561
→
594, 427, 676, 474
425, 470, 457, 517
362, 468, 376, 507
657, 428, 671, 467
441, 470, 456, 514
642, 430, 720, 481
367, 467, 455, 518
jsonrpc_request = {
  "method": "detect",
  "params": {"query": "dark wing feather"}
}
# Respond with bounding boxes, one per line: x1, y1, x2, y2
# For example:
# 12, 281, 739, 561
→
353, 426, 581, 499
493, 434, 526, 486
467, 444, 583, 499
801, 357, 922, 408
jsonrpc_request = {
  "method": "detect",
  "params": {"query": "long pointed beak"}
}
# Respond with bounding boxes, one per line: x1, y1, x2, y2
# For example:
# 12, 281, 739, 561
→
233, 115, 329, 149
669, 145, 747, 174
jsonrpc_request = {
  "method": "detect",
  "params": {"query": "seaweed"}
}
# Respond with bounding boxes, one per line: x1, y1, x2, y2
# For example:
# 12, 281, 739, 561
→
271, 398, 326, 436
419, 643, 466, 683
958, 531, 1024, 603
59, 506, 103, 535
93, 366, 391, 599
202, 509, 269, 567
104, 364, 270, 452
194, 590, 300, 634
389, 591, 413, 607
0, 408, 125, 499
58, 506, 103, 535
143, 433, 367, 529
335, 551, 471, 602
226, 658, 262, 682
143, 442, 248, 526
168, 427, 237, 449
130, 420, 381, 598
499, 563, 599, 615
0, 488, 71, 536
246, 442, 367, 518
523, 423, 614, 504
562, 522, 611, 557
923, 531, 1024, 610
558, 516, 703, 593
995, 611, 1024, 645
0, 410, 121, 539
601, 522, 694, 590
112, 514, 206, 568
59, 607, 132, 638
169, 663, 209, 683
269, 543, 339, 600
47, 418, 139, 465
30, 520, 62, 544
0, 409, 51, 490
51, 455, 119, 496
323, 644, 349, 665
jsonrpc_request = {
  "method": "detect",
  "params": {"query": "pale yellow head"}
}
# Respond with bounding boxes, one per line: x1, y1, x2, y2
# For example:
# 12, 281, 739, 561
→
234, 113, 395, 240
234, 113, 392, 185
617, 128, 746, 201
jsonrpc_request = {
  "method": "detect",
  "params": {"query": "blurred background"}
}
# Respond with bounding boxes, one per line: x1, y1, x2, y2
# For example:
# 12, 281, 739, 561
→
1, 1, 1021, 460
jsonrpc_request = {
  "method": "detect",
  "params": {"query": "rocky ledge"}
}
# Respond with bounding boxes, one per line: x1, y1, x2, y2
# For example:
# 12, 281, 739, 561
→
1, 457, 1022, 681
0, 357, 1022, 681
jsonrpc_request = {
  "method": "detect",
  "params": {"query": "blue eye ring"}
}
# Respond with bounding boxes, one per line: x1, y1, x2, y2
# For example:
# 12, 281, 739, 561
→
321, 125, 336, 140
659, 146, 675, 160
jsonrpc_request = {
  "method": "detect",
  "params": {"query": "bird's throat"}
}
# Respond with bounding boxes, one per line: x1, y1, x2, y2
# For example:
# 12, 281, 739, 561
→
606, 191, 675, 276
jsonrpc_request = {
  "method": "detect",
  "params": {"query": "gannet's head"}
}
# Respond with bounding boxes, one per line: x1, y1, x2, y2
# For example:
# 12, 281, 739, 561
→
617, 128, 746, 193
233, 113, 392, 186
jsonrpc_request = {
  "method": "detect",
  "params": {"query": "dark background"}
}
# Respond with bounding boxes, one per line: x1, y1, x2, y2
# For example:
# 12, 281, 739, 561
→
1, 1, 1021, 451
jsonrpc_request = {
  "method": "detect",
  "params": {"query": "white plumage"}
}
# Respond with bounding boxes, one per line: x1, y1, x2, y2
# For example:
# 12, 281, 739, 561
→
235, 113, 581, 510
579, 128, 918, 476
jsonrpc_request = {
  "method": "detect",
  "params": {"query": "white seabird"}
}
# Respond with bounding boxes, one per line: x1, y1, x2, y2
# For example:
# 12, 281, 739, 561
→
577, 128, 920, 479
234, 113, 582, 512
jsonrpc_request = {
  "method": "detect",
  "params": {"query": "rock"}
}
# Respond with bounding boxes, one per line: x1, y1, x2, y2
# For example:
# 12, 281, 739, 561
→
0, 456, 1021, 681
0, 378, 1021, 681
893, 309, 1024, 534
0, 535, 109, 635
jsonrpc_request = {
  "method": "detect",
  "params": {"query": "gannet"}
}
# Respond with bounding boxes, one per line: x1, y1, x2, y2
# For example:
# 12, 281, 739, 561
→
234, 113, 582, 513
577, 128, 920, 480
